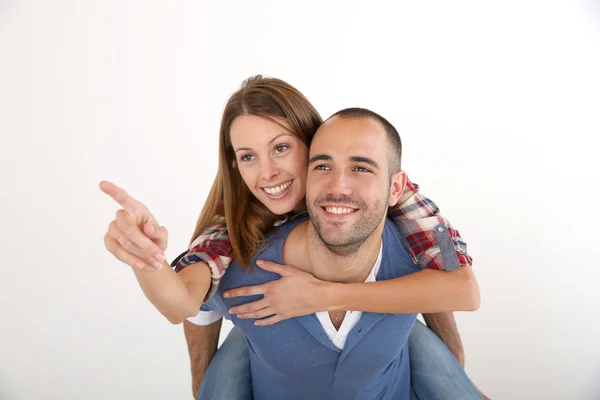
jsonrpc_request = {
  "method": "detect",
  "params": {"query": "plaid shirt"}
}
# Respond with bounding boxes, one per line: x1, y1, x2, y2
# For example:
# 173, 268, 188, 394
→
173, 178, 472, 300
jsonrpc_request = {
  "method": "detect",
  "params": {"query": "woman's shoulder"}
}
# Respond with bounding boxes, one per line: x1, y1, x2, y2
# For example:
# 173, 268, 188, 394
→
190, 216, 230, 250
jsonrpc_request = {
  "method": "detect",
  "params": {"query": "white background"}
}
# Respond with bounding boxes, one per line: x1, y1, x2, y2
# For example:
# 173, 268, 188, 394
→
1, 1, 599, 399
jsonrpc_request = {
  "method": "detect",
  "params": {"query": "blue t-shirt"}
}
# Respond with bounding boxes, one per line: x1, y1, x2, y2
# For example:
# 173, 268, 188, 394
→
203, 215, 420, 400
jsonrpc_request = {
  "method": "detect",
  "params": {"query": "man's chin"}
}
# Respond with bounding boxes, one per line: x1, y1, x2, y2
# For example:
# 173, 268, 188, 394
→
319, 232, 353, 247
321, 238, 364, 256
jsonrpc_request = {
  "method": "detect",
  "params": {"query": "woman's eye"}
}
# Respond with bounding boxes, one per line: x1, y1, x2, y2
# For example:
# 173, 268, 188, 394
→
274, 144, 289, 154
240, 154, 255, 162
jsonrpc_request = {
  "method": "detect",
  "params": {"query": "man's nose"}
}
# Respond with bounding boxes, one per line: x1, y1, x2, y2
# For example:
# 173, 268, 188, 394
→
326, 170, 352, 196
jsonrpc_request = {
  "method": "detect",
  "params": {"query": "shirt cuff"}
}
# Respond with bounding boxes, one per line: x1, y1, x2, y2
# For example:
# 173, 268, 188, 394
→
186, 310, 223, 326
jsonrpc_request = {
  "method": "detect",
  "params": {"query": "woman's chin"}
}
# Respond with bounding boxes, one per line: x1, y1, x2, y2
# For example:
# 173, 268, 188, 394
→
266, 203, 295, 216
263, 196, 299, 216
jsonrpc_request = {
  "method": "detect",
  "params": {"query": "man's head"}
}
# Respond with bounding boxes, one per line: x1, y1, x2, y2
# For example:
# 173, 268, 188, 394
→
306, 108, 407, 255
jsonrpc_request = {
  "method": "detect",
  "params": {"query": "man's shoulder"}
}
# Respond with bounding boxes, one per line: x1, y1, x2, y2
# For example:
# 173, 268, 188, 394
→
217, 215, 309, 292
380, 219, 420, 277
382, 217, 408, 247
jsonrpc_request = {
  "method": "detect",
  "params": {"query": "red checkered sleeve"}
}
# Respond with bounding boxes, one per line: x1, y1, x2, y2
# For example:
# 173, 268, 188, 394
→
387, 178, 473, 271
173, 222, 233, 301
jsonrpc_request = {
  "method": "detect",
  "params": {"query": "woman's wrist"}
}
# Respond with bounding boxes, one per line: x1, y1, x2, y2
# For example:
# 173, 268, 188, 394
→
319, 281, 351, 312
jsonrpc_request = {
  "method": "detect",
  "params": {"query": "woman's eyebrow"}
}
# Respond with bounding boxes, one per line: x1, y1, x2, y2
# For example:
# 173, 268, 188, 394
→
267, 133, 293, 145
234, 133, 293, 153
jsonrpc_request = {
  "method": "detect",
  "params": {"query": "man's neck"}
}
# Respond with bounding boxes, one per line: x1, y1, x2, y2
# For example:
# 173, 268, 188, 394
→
292, 221, 385, 284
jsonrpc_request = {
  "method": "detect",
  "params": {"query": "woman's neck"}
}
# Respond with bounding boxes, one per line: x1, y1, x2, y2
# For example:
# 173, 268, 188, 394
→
292, 198, 307, 214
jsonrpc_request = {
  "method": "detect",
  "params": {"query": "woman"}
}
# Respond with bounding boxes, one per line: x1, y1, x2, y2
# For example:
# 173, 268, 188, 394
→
101, 75, 486, 399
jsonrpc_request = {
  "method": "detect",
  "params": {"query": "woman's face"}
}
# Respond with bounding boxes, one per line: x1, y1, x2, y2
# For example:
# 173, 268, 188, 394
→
229, 115, 309, 216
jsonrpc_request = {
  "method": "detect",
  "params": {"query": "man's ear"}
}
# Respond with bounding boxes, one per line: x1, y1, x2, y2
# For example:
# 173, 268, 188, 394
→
388, 170, 407, 206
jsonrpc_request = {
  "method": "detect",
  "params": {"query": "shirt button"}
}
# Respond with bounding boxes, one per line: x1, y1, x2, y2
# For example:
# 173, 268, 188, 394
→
437, 227, 444, 232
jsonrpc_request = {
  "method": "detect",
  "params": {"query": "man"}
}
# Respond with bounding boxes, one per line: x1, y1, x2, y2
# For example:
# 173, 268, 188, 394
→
182, 108, 478, 399
101, 107, 483, 398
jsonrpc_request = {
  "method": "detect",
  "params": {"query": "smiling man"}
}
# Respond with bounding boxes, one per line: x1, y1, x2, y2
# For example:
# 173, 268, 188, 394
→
306, 112, 405, 258
196, 108, 428, 399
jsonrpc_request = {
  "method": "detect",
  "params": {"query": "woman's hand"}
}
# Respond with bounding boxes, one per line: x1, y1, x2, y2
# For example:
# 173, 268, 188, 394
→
100, 181, 169, 270
224, 260, 330, 326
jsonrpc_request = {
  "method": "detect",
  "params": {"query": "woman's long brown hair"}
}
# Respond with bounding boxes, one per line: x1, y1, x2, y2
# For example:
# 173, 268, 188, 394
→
189, 75, 323, 268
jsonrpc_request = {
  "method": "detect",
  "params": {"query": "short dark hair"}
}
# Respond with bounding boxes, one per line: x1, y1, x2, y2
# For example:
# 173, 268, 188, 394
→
326, 107, 402, 175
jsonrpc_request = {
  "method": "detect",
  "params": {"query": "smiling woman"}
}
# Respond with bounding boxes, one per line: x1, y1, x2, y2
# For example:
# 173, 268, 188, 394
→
230, 115, 309, 217
190, 77, 323, 269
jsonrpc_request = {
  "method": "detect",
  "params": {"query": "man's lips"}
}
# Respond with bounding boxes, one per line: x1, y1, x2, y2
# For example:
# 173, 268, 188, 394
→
320, 204, 359, 216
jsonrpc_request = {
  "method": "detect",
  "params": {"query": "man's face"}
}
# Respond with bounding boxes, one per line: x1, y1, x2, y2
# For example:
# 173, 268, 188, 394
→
306, 116, 405, 255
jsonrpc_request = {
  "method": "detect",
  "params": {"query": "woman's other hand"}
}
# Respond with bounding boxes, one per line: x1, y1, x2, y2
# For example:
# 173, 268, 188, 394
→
224, 260, 330, 326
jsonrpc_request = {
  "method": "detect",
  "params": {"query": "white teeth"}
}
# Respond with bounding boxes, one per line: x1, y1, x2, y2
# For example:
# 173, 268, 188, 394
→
325, 207, 353, 215
263, 180, 292, 195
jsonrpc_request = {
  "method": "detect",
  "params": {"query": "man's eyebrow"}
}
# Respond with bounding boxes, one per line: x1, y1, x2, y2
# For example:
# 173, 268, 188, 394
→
309, 154, 380, 169
309, 154, 332, 164
349, 156, 379, 169
234, 133, 293, 153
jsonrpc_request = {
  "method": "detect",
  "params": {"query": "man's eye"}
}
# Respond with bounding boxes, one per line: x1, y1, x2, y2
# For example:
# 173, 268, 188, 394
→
240, 154, 255, 162
274, 144, 289, 154
315, 165, 330, 171
354, 167, 372, 173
